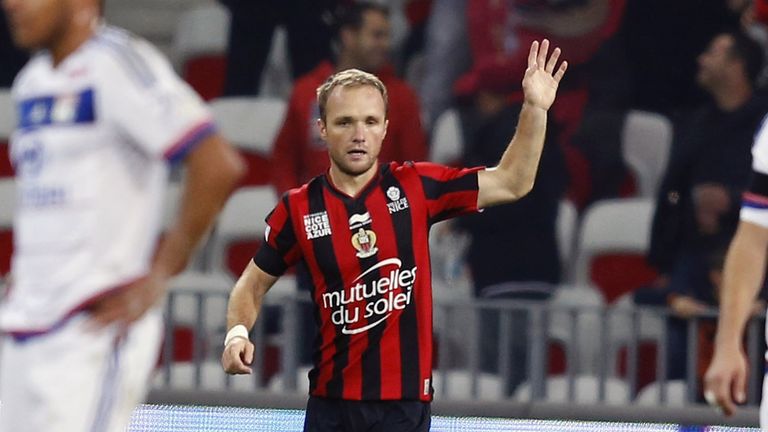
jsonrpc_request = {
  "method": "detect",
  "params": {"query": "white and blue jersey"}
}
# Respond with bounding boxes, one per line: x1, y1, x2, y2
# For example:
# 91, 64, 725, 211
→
0, 25, 214, 333
742, 116, 768, 226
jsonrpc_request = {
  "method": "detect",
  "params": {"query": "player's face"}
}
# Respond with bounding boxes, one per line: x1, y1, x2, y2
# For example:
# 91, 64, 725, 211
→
351, 10, 391, 72
2, 0, 71, 51
319, 85, 388, 178
697, 34, 735, 89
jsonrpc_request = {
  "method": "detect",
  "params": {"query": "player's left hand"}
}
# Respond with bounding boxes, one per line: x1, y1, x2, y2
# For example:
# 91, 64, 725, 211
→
86, 271, 166, 329
522, 39, 568, 111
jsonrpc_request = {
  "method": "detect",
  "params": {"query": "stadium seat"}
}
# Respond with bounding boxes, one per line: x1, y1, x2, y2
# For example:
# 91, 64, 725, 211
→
153, 360, 258, 392
513, 374, 631, 405
0, 90, 16, 177
572, 198, 658, 303
635, 379, 688, 406
164, 270, 234, 362
210, 97, 288, 185
208, 186, 295, 294
429, 109, 463, 165
431, 369, 505, 400
547, 286, 605, 375
621, 110, 673, 199
173, 4, 230, 100
608, 293, 665, 390
557, 199, 578, 278
0, 178, 15, 276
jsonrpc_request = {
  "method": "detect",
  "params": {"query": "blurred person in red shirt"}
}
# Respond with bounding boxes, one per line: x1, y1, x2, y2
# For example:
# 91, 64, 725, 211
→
272, 2, 427, 195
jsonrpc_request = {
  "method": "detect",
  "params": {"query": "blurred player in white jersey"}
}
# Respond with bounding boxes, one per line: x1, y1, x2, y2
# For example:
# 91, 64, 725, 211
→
0, 0, 245, 430
704, 106, 768, 428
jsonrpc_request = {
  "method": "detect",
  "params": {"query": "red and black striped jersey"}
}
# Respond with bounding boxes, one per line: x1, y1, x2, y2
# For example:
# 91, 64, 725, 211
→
254, 161, 481, 401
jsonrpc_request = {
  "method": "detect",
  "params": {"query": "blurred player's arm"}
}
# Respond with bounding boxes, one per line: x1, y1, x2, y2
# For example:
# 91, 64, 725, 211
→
222, 261, 278, 374
704, 220, 768, 415
88, 134, 245, 328
156, 133, 245, 276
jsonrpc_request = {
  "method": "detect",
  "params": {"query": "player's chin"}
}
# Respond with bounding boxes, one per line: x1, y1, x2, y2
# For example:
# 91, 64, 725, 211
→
339, 160, 375, 177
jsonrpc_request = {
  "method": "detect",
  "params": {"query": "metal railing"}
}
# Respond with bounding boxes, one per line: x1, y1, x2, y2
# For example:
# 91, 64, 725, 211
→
151, 285, 764, 425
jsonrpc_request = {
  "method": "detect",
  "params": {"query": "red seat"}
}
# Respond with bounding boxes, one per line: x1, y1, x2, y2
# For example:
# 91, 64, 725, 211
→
616, 341, 658, 393
239, 152, 272, 186
0, 141, 13, 177
183, 56, 227, 101
0, 230, 12, 276
590, 253, 658, 304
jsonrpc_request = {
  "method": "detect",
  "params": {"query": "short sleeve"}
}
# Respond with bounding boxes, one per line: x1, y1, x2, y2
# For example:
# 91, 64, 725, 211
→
253, 195, 302, 276
413, 162, 482, 224
740, 115, 768, 228
97, 33, 214, 163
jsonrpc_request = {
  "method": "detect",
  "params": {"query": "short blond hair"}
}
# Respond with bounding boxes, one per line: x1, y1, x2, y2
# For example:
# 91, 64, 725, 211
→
316, 68, 388, 122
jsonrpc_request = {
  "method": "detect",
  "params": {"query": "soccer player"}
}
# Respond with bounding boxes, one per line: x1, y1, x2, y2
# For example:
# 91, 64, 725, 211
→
222, 40, 567, 431
0, 0, 245, 431
704, 108, 768, 424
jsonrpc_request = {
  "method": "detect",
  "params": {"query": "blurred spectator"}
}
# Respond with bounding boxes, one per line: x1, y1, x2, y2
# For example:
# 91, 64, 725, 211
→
397, 0, 433, 78
621, 0, 742, 115
0, 9, 27, 87
638, 31, 767, 380
218, 0, 338, 96
454, 0, 628, 206
271, 1, 427, 195
456, 96, 567, 395
418, 0, 472, 130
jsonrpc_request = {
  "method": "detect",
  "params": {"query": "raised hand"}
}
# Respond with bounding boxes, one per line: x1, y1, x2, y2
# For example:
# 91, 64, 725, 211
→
522, 39, 568, 111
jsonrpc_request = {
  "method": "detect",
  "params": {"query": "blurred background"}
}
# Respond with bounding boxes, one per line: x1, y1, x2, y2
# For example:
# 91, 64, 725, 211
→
2, 0, 768, 429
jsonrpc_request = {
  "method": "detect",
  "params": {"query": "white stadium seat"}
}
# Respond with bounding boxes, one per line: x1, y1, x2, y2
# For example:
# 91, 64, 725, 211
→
622, 110, 673, 198
209, 97, 288, 154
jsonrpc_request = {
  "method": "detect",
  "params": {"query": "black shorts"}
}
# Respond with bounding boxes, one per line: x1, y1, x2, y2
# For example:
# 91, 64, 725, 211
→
303, 396, 431, 432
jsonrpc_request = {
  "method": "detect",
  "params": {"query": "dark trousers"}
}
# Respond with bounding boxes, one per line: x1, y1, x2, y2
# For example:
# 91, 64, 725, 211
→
221, 0, 334, 96
303, 396, 431, 432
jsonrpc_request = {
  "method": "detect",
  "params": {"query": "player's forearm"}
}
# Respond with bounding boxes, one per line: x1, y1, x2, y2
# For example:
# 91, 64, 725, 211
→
479, 102, 547, 207
226, 262, 273, 330
714, 223, 768, 348
154, 136, 245, 277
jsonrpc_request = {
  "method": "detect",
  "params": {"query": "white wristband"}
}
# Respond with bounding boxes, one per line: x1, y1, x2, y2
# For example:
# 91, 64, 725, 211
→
224, 324, 249, 346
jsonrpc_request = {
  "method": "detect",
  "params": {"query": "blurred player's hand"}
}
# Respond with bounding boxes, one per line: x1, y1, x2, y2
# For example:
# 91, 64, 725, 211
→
86, 272, 166, 329
704, 344, 748, 416
222, 337, 254, 375
522, 39, 568, 111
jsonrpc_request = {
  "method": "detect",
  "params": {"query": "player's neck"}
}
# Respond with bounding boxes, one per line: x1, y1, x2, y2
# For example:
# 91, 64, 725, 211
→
328, 163, 379, 198
49, 14, 98, 67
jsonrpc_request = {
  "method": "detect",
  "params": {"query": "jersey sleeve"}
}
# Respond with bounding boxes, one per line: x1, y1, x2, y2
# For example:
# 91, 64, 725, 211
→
253, 194, 302, 276
413, 162, 482, 224
98, 35, 215, 163
740, 116, 768, 228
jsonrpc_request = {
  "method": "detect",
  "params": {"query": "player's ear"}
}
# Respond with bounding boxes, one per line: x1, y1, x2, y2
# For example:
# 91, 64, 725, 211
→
382, 119, 388, 141
317, 118, 327, 141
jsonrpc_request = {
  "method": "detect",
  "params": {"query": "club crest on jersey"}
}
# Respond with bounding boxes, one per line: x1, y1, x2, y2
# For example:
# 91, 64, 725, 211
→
386, 186, 409, 214
349, 212, 378, 258
386, 186, 400, 201
303, 211, 332, 240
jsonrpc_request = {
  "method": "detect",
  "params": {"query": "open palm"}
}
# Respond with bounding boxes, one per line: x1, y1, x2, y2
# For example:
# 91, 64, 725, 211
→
522, 39, 568, 111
